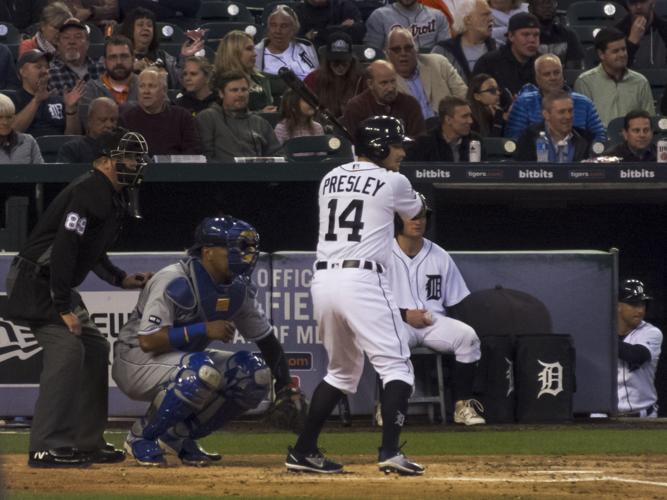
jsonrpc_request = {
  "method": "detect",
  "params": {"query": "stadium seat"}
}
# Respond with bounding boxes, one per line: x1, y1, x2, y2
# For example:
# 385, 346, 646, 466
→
167, 89, 183, 103
84, 22, 105, 43
156, 22, 187, 44
259, 1, 300, 28
263, 72, 289, 104
656, 0, 667, 17
283, 134, 353, 162
0, 22, 21, 44
200, 21, 258, 42
317, 44, 384, 64
564, 68, 584, 87
198, 1, 254, 22
482, 137, 517, 161
0, 89, 16, 100
639, 68, 667, 102
571, 25, 601, 48
583, 45, 599, 69
36, 135, 81, 163
566, 1, 626, 26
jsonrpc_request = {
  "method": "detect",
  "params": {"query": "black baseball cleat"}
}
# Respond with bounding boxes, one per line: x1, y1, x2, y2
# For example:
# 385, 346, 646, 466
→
76, 443, 126, 464
285, 446, 344, 474
28, 447, 92, 468
378, 447, 425, 476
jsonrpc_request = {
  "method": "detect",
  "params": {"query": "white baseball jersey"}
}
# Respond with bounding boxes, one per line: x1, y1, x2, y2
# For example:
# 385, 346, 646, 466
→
388, 238, 470, 314
317, 161, 423, 266
312, 160, 423, 393
388, 238, 480, 363
617, 320, 663, 414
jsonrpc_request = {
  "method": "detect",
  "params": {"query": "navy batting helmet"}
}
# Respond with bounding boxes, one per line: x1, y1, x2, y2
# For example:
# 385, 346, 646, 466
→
189, 216, 260, 276
355, 115, 413, 161
394, 196, 431, 235
619, 279, 652, 303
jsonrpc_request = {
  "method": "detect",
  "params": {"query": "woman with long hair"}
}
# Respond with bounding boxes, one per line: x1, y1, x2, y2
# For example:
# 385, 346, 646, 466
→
303, 32, 364, 119
214, 30, 275, 112
467, 73, 506, 137
117, 7, 203, 89
274, 88, 324, 144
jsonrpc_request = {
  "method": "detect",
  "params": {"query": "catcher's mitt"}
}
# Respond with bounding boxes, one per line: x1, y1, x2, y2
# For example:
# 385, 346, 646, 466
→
263, 386, 309, 433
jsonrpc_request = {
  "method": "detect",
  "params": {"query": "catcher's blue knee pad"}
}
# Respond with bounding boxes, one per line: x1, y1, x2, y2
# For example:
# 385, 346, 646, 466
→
141, 352, 222, 440
222, 351, 271, 410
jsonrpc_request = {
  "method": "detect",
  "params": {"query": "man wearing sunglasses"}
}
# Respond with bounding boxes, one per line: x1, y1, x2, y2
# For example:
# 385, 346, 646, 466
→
505, 53, 606, 141
386, 27, 467, 122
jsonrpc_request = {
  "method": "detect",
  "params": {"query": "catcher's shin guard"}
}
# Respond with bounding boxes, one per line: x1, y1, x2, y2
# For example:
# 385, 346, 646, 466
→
139, 352, 221, 440
184, 351, 271, 439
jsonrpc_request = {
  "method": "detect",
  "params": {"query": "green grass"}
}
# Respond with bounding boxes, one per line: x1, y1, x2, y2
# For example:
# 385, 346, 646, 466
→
2, 427, 667, 456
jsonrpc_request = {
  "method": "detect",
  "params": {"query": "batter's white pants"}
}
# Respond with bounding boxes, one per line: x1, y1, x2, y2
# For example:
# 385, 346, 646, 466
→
404, 315, 481, 363
311, 267, 414, 394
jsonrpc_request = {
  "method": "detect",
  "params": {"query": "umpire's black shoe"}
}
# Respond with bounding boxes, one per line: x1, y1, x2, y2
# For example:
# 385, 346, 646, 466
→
76, 443, 126, 464
28, 447, 92, 468
378, 447, 425, 476
285, 446, 343, 474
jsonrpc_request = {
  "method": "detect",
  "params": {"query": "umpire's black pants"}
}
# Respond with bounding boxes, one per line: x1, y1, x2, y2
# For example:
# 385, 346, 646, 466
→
29, 306, 110, 452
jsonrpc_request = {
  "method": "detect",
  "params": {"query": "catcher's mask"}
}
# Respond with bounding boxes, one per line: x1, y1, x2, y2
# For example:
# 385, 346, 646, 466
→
100, 128, 150, 188
188, 215, 260, 277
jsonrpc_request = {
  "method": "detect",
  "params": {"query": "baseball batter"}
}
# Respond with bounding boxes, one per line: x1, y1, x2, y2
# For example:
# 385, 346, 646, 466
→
286, 115, 425, 476
617, 279, 663, 418
113, 216, 294, 466
388, 210, 484, 425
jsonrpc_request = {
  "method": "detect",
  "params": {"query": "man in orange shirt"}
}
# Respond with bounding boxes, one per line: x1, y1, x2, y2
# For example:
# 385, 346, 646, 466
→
79, 35, 139, 129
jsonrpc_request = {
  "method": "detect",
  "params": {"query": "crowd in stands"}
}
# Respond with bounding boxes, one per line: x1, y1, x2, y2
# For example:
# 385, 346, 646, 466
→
0, 0, 666, 164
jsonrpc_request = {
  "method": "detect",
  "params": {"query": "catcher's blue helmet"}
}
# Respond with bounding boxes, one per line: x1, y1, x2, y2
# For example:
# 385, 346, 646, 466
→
189, 216, 260, 276
355, 115, 413, 161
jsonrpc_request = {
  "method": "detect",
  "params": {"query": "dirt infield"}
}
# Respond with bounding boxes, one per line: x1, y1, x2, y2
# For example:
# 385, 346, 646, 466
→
3, 453, 667, 499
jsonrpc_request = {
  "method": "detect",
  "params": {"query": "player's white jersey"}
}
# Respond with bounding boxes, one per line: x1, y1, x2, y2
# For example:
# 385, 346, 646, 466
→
316, 161, 422, 266
388, 238, 470, 315
617, 320, 663, 413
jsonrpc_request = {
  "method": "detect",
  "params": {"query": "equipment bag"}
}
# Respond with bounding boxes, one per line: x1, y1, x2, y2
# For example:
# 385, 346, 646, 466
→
474, 335, 516, 423
515, 334, 576, 423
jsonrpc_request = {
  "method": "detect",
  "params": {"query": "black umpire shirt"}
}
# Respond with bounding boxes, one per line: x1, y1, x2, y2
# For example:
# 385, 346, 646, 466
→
16, 169, 127, 317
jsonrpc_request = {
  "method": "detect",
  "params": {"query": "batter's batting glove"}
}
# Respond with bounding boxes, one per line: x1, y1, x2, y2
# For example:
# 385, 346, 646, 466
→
263, 386, 309, 434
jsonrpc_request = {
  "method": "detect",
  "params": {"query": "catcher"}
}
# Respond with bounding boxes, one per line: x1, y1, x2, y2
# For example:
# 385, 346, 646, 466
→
112, 216, 307, 466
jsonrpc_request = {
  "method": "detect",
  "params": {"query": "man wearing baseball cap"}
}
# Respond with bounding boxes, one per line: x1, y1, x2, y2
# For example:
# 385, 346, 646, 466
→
473, 12, 540, 99
12, 49, 83, 137
48, 17, 104, 95
615, 0, 667, 68
617, 279, 662, 418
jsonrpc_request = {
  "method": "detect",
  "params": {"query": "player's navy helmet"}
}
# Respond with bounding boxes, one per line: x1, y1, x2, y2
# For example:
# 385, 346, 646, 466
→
355, 115, 414, 161
189, 216, 260, 276
619, 279, 652, 303
394, 195, 432, 235
99, 128, 150, 187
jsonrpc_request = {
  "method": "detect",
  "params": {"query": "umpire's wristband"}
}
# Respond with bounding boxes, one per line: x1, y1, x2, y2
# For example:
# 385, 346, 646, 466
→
168, 322, 207, 348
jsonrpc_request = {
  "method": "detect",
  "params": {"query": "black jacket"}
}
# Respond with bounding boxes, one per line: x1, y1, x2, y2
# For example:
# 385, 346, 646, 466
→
608, 141, 657, 162
473, 44, 537, 98
294, 0, 365, 45
435, 34, 496, 82
515, 122, 593, 162
6, 169, 128, 323
406, 127, 484, 162
538, 20, 585, 69
616, 13, 667, 67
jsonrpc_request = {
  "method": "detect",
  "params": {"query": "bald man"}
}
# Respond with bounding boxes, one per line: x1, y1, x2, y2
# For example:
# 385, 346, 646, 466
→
57, 97, 120, 163
343, 60, 426, 138
119, 68, 202, 156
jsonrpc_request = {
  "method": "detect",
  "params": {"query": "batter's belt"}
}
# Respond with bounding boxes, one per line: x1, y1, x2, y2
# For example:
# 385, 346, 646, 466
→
315, 259, 384, 273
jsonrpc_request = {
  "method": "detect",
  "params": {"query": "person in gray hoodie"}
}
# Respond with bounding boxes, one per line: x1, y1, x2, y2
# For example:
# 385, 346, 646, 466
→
0, 92, 43, 164
196, 70, 283, 162
364, 0, 450, 51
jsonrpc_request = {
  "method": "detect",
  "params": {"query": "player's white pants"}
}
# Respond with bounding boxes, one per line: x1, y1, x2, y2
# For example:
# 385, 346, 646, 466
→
311, 268, 414, 394
404, 315, 481, 363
